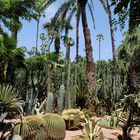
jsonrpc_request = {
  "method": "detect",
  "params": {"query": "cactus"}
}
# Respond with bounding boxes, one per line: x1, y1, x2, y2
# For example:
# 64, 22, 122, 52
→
62, 109, 85, 130
42, 113, 66, 140
6, 135, 22, 140
57, 85, 65, 114
12, 113, 66, 140
47, 92, 54, 112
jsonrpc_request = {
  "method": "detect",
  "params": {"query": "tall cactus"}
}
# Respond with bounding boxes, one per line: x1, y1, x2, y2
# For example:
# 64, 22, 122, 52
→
47, 92, 54, 112
57, 84, 65, 114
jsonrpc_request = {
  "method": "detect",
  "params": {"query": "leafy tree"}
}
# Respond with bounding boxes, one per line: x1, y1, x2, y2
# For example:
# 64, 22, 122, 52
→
112, 0, 140, 31
0, 33, 24, 84
0, 0, 40, 40
117, 27, 140, 92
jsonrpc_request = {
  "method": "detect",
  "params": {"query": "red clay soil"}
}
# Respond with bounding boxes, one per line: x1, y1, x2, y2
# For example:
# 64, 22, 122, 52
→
65, 128, 140, 140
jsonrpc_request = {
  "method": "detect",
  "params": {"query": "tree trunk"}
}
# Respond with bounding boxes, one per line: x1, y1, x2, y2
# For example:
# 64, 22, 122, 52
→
122, 111, 133, 139
76, 13, 79, 64
6, 62, 15, 85
99, 40, 101, 61
65, 42, 70, 66
47, 44, 51, 93
36, 19, 40, 54
129, 0, 140, 31
54, 37, 60, 60
106, 0, 116, 74
78, 0, 96, 108
11, 30, 18, 40
130, 54, 139, 92
0, 61, 5, 83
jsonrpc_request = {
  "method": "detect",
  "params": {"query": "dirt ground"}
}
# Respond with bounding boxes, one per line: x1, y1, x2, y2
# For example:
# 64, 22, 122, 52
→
1, 118, 140, 140
65, 128, 140, 140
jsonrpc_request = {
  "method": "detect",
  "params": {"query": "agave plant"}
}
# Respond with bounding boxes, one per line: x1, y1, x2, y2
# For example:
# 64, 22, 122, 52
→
0, 84, 24, 122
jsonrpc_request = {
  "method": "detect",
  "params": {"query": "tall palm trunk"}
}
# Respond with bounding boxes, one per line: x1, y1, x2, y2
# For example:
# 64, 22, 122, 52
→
6, 62, 15, 85
11, 30, 18, 40
76, 13, 79, 64
36, 19, 40, 54
47, 43, 51, 93
106, 0, 116, 73
65, 39, 70, 66
54, 37, 60, 60
99, 39, 101, 61
130, 53, 139, 92
78, 0, 96, 107
75, 13, 80, 91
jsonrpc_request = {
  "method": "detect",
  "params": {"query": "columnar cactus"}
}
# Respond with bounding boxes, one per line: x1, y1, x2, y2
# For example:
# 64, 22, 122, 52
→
57, 85, 65, 114
46, 92, 54, 112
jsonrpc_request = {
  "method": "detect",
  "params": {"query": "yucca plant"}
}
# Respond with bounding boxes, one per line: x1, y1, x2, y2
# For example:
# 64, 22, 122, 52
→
0, 84, 24, 122
0, 84, 24, 139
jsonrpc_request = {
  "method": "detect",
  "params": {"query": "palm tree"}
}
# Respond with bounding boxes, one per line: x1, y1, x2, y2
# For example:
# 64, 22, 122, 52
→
100, 0, 116, 74
52, 0, 98, 108
34, 0, 57, 54
96, 34, 104, 61
77, 0, 97, 108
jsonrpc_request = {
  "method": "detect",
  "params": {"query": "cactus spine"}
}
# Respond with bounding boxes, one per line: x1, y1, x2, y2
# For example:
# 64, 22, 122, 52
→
58, 84, 65, 114
47, 92, 54, 112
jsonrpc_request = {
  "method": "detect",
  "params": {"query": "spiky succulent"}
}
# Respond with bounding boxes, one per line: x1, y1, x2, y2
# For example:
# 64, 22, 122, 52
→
12, 113, 66, 140
0, 85, 24, 120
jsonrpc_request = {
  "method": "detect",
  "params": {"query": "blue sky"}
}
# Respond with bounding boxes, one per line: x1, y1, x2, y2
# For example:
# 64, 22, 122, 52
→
17, 0, 126, 61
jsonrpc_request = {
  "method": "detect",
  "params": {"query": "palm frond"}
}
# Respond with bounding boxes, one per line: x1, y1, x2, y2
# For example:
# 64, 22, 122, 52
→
87, 2, 95, 29
99, 0, 108, 14
52, 0, 74, 22
40, 0, 57, 13
64, 8, 75, 38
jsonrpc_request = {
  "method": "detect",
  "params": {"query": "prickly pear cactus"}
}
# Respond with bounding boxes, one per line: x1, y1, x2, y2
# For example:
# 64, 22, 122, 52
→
47, 92, 54, 112
57, 85, 65, 114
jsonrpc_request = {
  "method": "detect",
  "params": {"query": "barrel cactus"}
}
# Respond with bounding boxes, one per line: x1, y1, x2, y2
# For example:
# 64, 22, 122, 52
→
42, 113, 66, 140
6, 135, 22, 140
12, 113, 65, 140
12, 115, 46, 140
62, 109, 85, 130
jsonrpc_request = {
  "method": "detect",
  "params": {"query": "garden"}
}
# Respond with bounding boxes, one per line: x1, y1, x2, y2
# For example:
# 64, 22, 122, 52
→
0, 0, 140, 140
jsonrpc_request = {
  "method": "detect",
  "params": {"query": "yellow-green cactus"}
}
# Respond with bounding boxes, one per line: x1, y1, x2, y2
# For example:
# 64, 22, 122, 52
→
12, 113, 66, 140
62, 109, 85, 130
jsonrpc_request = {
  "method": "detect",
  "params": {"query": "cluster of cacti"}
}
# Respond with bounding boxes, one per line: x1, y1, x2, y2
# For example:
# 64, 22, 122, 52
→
62, 109, 85, 130
11, 113, 66, 140
96, 61, 128, 114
